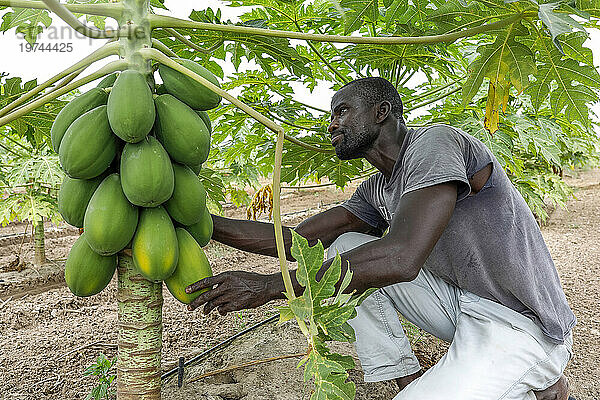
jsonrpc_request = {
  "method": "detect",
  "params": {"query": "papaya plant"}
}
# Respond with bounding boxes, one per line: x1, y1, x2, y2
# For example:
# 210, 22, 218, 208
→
0, 0, 598, 399
0, 151, 63, 265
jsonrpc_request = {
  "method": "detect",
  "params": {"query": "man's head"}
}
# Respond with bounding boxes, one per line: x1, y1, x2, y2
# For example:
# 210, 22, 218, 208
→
328, 77, 404, 160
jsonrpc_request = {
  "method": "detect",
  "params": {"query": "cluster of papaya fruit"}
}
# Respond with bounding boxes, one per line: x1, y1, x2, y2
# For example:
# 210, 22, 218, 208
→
54, 58, 220, 304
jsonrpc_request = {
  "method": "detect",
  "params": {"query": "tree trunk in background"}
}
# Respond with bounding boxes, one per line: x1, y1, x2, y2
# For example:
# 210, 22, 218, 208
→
33, 218, 46, 266
117, 255, 163, 399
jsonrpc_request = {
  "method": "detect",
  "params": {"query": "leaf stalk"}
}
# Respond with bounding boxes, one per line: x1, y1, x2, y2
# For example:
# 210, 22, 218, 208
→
40, 0, 119, 38
0, 60, 128, 128
0, 0, 124, 18
162, 28, 224, 54
0, 41, 119, 117
149, 14, 523, 45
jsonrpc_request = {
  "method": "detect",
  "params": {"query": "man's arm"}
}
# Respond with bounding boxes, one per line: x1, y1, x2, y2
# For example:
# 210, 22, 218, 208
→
271, 181, 459, 297
212, 205, 375, 261
187, 182, 458, 314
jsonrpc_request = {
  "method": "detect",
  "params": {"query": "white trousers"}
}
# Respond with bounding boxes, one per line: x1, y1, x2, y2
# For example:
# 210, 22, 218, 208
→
327, 232, 573, 400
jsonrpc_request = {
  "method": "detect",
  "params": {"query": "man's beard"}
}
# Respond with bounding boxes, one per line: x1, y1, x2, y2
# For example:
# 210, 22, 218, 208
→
333, 127, 378, 160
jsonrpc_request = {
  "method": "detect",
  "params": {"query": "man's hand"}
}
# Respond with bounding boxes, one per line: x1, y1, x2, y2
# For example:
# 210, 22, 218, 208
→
185, 271, 277, 315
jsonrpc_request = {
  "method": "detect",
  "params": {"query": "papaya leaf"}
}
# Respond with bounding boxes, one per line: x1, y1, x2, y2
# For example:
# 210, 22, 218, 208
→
526, 44, 600, 124
339, 0, 378, 34
384, 0, 408, 29
0, 76, 67, 148
277, 305, 295, 324
537, 2, 586, 52
149, 0, 168, 10
556, 31, 594, 64
426, 0, 488, 34
575, 0, 600, 17
0, 7, 51, 44
462, 29, 536, 132
5, 153, 63, 187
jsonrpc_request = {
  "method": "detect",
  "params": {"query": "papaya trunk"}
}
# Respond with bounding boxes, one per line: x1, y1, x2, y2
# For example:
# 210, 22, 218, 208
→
115, 0, 157, 397
117, 255, 163, 399
33, 218, 46, 266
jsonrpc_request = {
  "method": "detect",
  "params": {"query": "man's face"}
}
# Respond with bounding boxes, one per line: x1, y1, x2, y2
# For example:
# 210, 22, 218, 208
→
328, 88, 378, 160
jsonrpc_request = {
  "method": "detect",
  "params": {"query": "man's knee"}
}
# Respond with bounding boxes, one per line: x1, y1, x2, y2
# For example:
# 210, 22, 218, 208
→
534, 375, 569, 400
327, 232, 378, 260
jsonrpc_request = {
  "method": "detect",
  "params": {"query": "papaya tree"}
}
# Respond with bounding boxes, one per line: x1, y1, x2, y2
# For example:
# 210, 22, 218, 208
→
0, 77, 65, 266
0, 0, 598, 399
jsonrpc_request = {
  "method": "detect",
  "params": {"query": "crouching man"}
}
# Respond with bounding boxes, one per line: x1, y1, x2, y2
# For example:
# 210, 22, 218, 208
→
186, 77, 575, 400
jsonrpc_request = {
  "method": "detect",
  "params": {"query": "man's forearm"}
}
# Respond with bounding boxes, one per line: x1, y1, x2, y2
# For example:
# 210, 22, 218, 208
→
266, 235, 419, 301
211, 215, 295, 260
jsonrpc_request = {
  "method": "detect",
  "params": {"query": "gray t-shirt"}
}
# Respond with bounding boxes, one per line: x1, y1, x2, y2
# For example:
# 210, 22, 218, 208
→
342, 124, 576, 344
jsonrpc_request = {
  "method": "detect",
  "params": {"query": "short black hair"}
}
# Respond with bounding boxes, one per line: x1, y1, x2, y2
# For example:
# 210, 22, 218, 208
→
338, 77, 404, 121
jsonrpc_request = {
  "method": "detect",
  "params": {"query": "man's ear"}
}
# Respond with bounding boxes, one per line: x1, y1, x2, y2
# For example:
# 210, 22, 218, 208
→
375, 101, 392, 123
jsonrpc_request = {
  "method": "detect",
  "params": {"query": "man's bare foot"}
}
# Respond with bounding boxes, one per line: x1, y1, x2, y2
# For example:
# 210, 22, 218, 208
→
395, 369, 423, 391
534, 374, 569, 400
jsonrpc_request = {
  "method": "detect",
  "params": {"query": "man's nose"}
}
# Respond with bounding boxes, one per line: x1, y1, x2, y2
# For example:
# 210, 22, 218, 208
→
328, 118, 338, 133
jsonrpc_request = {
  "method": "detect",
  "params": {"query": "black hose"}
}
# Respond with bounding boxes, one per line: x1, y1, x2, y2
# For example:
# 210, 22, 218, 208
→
161, 314, 279, 381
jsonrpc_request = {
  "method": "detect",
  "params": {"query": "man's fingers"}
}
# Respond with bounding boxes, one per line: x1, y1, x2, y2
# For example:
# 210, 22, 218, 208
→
186, 274, 225, 294
204, 296, 230, 315
187, 284, 227, 311
217, 303, 239, 315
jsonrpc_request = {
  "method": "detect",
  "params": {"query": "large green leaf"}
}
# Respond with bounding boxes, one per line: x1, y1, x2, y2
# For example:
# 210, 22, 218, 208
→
537, 2, 586, 51
463, 30, 536, 106
526, 44, 600, 124
0, 7, 51, 43
0, 76, 67, 148
339, 0, 378, 34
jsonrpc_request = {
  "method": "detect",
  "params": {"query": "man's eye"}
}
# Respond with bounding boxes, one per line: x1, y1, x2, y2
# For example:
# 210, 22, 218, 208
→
340, 107, 348, 114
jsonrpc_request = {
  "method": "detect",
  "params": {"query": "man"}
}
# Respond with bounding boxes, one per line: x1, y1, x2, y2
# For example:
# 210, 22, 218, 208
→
186, 77, 575, 400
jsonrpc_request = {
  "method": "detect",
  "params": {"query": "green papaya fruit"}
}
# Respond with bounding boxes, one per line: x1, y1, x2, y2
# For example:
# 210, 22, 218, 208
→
58, 174, 105, 228
50, 87, 108, 152
165, 163, 206, 225
165, 228, 213, 304
65, 233, 117, 297
107, 70, 155, 143
59, 105, 118, 179
155, 94, 210, 166
120, 136, 174, 207
184, 206, 213, 247
195, 110, 212, 134
96, 73, 118, 88
84, 174, 139, 256
132, 206, 179, 281
158, 58, 221, 110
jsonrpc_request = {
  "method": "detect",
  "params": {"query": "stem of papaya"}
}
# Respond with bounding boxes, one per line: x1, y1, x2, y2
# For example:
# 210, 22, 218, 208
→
33, 218, 46, 267
0, 60, 127, 129
115, 2, 163, 399
41, 0, 118, 39
148, 14, 526, 45
0, 41, 119, 118
117, 255, 162, 400
151, 38, 178, 58
0, 0, 124, 18
140, 48, 282, 133
162, 28, 223, 54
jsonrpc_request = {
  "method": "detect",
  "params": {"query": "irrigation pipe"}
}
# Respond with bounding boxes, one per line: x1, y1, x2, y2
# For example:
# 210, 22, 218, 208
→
161, 314, 279, 381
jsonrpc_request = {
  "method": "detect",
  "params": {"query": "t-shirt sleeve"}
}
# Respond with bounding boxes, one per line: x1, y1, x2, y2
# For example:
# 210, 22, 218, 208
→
341, 176, 389, 231
402, 126, 471, 201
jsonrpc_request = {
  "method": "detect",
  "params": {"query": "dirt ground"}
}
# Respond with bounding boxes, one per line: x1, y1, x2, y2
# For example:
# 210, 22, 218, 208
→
0, 170, 599, 400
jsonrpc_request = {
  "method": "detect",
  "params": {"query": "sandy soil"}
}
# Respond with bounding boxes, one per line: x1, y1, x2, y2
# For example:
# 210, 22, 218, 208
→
0, 171, 599, 400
